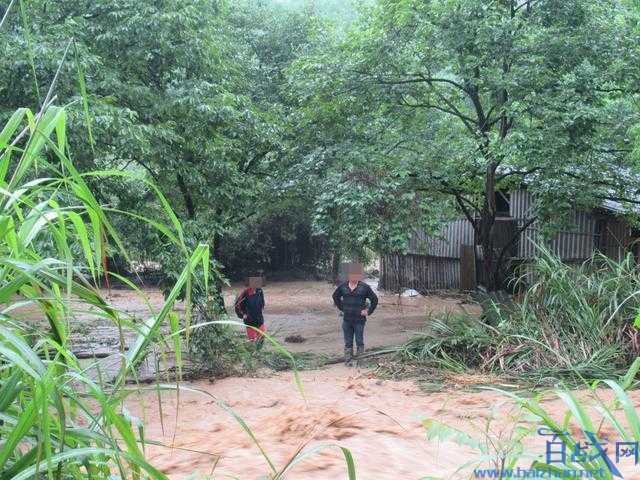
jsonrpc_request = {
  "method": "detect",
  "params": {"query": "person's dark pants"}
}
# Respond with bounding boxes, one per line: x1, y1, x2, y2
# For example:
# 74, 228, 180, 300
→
342, 320, 365, 349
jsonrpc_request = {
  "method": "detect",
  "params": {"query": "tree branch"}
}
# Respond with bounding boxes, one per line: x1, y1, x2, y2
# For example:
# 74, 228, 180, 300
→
176, 172, 196, 219
495, 215, 538, 271
496, 167, 542, 181
371, 73, 469, 94
453, 193, 479, 233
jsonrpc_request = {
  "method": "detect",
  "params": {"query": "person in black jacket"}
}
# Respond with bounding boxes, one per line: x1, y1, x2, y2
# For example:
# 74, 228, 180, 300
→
234, 276, 266, 342
332, 263, 378, 366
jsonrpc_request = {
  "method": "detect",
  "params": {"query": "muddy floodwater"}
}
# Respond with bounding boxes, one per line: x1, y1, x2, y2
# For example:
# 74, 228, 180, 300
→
22, 280, 640, 479
127, 366, 640, 480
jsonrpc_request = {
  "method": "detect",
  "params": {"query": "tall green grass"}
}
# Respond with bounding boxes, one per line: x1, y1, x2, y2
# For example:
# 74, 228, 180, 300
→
0, 104, 356, 478
0, 105, 182, 477
423, 362, 640, 479
401, 250, 640, 382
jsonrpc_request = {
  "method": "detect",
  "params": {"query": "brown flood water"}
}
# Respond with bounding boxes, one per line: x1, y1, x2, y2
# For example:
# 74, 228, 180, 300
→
17, 280, 480, 358
19, 280, 640, 478
127, 366, 640, 480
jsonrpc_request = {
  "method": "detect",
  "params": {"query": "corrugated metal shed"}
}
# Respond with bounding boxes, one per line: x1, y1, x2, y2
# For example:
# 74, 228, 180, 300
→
381, 188, 637, 292
407, 219, 474, 258
512, 190, 595, 260
380, 253, 460, 291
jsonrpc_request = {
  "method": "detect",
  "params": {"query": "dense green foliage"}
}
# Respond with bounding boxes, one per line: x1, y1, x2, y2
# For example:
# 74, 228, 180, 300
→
401, 251, 640, 381
292, 0, 640, 288
3, 0, 639, 289
0, 0, 337, 283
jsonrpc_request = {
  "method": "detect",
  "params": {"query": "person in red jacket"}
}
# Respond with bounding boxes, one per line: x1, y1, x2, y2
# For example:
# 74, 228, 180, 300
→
234, 276, 266, 342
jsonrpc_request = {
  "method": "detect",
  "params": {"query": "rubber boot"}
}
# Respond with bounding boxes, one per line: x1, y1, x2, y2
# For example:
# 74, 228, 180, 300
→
344, 347, 353, 367
355, 345, 365, 367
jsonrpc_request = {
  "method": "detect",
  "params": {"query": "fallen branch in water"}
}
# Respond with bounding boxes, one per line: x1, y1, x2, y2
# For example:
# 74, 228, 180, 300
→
322, 346, 400, 365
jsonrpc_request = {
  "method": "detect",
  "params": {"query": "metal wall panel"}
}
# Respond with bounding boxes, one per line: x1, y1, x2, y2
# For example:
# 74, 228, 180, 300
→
500, 189, 599, 260
601, 218, 632, 261
510, 189, 532, 218
390, 189, 635, 291
518, 210, 596, 260
408, 219, 475, 258
380, 253, 461, 291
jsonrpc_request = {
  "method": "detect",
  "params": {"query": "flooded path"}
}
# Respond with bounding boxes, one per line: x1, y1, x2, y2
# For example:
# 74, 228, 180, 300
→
127, 366, 640, 480
19, 280, 479, 358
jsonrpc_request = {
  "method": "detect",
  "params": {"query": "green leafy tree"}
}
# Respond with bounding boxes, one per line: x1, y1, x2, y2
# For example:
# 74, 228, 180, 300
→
293, 0, 640, 290
0, 0, 317, 286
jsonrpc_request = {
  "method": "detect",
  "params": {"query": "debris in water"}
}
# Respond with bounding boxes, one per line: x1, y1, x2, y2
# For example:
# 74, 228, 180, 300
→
285, 334, 306, 343
401, 288, 420, 297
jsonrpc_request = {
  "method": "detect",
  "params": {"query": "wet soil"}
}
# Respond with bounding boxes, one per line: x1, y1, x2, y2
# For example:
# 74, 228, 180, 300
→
18, 279, 480, 358
127, 366, 640, 480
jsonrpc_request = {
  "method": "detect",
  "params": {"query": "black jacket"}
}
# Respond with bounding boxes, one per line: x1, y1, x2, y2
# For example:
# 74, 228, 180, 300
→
332, 281, 378, 323
234, 288, 265, 327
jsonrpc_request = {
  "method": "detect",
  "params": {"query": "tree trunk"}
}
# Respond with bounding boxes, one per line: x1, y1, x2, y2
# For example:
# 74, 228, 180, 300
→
477, 215, 500, 291
479, 163, 500, 291
176, 173, 196, 219
211, 232, 226, 312
331, 249, 341, 284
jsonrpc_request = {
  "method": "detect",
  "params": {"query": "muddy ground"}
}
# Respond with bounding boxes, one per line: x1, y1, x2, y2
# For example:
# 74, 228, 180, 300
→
23, 280, 638, 479
127, 367, 640, 480
18, 279, 480, 358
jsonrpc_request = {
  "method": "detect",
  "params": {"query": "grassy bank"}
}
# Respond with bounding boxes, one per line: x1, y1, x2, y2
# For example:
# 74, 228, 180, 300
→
0, 104, 355, 479
399, 251, 640, 384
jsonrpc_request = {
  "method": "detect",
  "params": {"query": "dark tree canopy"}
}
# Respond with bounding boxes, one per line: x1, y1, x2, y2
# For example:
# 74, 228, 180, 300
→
2, 0, 639, 290
291, 0, 640, 289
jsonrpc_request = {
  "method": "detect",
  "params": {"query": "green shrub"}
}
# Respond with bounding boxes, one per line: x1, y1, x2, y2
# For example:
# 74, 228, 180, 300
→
400, 313, 496, 372
401, 250, 640, 381
422, 359, 640, 479
188, 302, 257, 376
